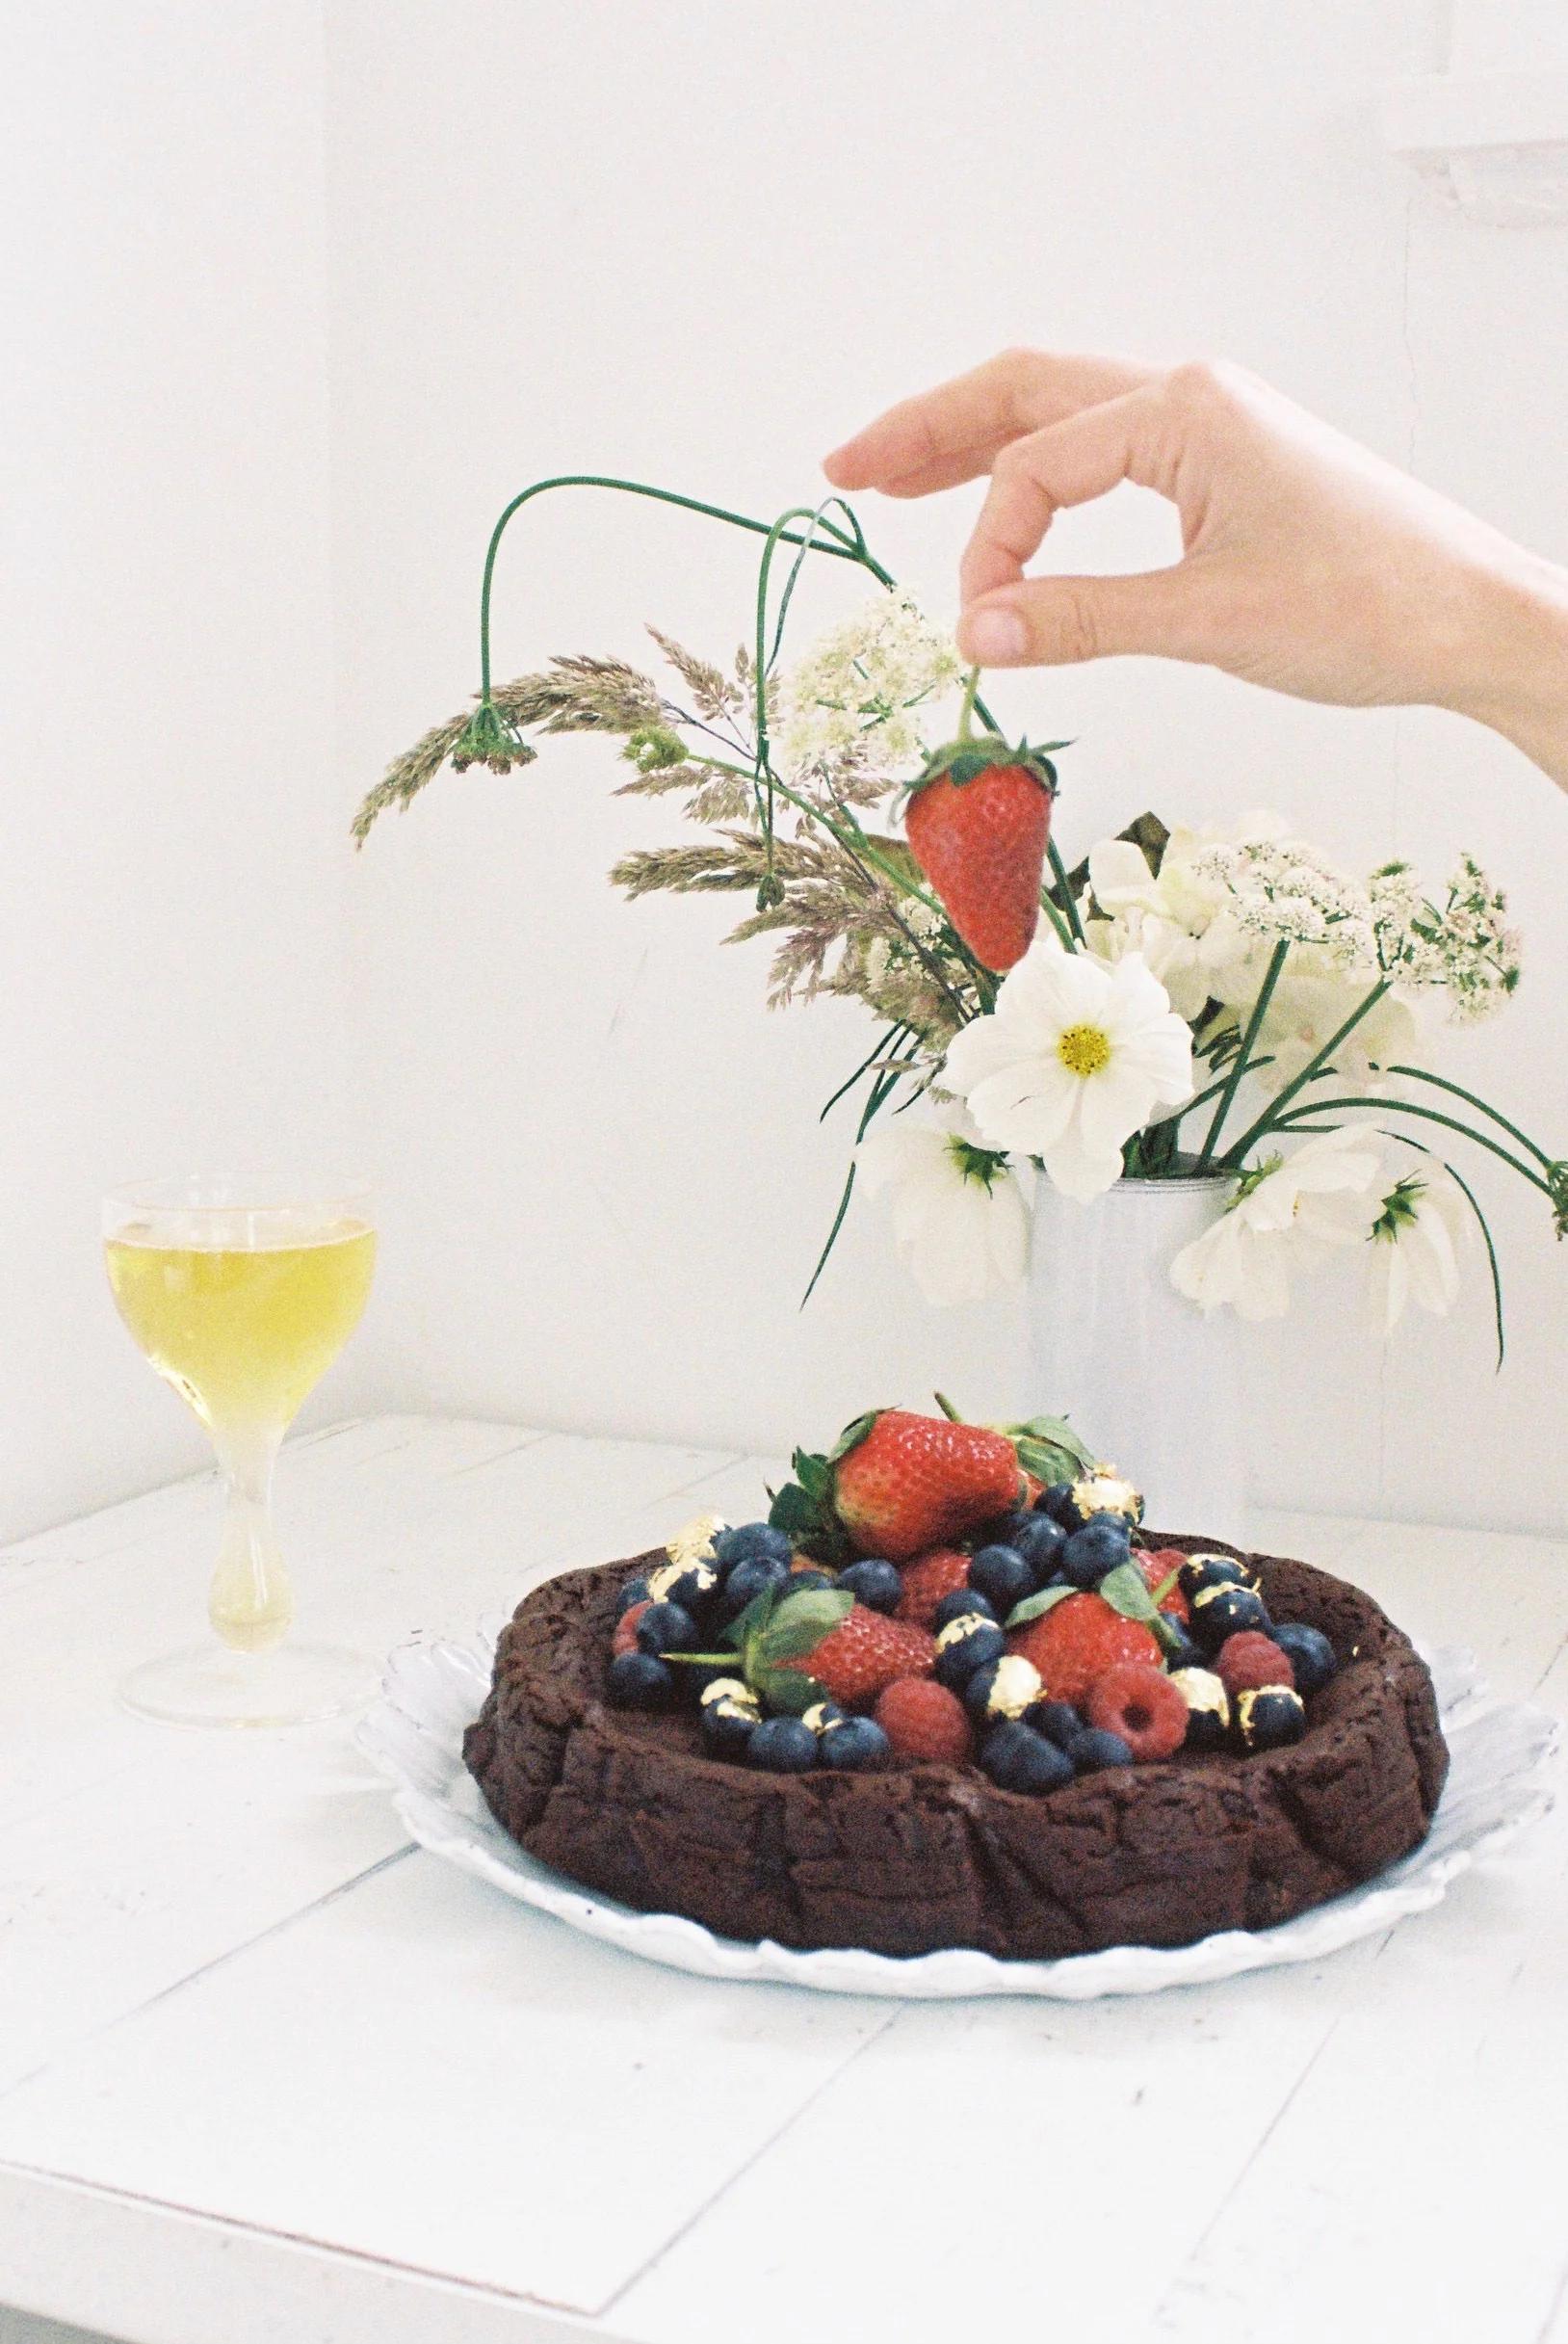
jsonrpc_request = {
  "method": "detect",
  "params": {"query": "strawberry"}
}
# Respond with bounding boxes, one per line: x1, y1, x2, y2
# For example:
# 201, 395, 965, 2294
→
1137, 1547, 1191, 1624
897, 1547, 972, 1628
800, 1605, 936, 1709
903, 733, 1057, 974
1008, 1591, 1161, 1706
612, 1599, 651, 1657
875, 1677, 973, 1764
831, 1409, 1022, 1562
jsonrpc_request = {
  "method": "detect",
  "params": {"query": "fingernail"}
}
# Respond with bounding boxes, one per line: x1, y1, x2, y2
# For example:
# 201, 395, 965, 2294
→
961, 605, 1029, 664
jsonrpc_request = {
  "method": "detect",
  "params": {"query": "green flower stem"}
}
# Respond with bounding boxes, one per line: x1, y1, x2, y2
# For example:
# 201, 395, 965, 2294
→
956, 665, 982, 742
1195, 938, 1290, 1172
1386, 1064, 1557, 1171
1036, 886, 1075, 950
1272, 1094, 1555, 1198
1219, 980, 1393, 1168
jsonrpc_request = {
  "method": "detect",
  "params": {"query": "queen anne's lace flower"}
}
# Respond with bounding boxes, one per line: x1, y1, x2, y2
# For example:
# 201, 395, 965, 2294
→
1169, 1128, 1384, 1319
857, 1104, 1031, 1305
1192, 838, 1374, 967
1370, 855, 1521, 1023
775, 593, 963, 777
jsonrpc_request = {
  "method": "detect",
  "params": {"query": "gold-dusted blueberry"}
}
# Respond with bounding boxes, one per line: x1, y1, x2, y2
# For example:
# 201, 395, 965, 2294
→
1169, 1666, 1230, 1751
699, 1676, 762, 1755
648, 1554, 719, 1611
933, 1611, 1007, 1690
963, 1653, 1043, 1726
1177, 1549, 1259, 1599
800, 1699, 848, 1738
1190, 1580, 1269, 1651
666, 1512, 727, 1570
1236, 1685, 1306, 1751
1069, 1469, 1143, 1526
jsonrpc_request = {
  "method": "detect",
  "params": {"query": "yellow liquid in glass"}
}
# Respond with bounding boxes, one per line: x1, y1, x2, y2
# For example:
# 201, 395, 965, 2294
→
105, 1222, 377, 1436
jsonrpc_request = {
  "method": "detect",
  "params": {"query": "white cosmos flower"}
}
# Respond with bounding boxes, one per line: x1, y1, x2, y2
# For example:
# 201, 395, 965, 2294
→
1367, 1167, 1469, 1334
940, 944, 1194, 1202
1170, 1127, 1385, 1320
1225, 953, 1421, 1096
857, 1105, 1031, 1306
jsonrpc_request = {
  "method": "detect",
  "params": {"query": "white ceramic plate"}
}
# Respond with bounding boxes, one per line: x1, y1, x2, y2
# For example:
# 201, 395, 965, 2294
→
358, 1629, 1557, 2000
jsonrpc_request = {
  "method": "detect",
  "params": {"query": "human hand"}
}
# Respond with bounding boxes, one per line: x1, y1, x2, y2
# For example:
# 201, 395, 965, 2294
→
825, 351, 1568, 785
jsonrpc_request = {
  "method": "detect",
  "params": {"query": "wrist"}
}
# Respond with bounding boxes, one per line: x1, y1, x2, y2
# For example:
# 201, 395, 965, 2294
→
1444, 551, 1568, 788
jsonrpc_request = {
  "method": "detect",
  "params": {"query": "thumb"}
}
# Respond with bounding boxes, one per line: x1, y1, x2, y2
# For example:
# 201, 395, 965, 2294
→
957, 567, 1196, 671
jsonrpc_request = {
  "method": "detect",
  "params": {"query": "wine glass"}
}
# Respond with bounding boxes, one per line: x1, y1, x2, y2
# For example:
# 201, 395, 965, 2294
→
103, 1174, 378, 1728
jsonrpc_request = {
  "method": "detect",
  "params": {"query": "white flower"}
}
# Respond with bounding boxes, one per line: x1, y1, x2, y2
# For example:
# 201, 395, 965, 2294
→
775, 592, 963, 777
1170, 1128, 1384, 1320
1194, 836, 1374, 967
1367, 1168, 1469, 1333
1226, 952, 1421, 1095
1084, 820, 1288, 1015
1370, 854, 1521, 1023
940, 944, 1193, 1201
856, 1106, 1031, 1306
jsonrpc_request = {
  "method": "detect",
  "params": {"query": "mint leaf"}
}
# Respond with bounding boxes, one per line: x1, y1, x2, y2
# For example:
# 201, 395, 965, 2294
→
722, 1582, 779, 1651
1097, 1561, 1160, 1625
1005, 1583, 1079, 1631
757, 1587, 853, 1665
755, 1669, 824, 1716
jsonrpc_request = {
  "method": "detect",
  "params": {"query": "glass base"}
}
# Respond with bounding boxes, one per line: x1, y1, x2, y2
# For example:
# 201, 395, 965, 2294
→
119, 1639, 379, 1730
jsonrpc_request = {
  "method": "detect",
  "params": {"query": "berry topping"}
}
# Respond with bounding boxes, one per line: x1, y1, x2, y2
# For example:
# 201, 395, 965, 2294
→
1011, 1514, 1067, 1576
1060, 1514, 1134, 1588
1168, 1667, 1231, 1750
698, 1678, 762, 1753
616, 1574, 652, 1616
1157, 1622, 1205, 1674
1216, 1632, 1296, 1699
636, 1600, 699, 1656
1008, 1590, 1162, 1705
933, 1613, 1008, 1689
1038, 1481, 1080, 1529
1269, 1621, 1337, 1696
933, 1585, 998, 1632
837, 1558, 904, 1615
612, 1599, 652, 1657
962, 1652, 1044, 1725
1235, 1685, 1307, 1751
897, 1547, 973, 1627
1177, 1551, 1257, 1599
826, 1409, 1025, 1561
1072, 1726, 1136, 1773
874, 1677, 974, 1764
1189, 1582, 1270, 1650
968, 1543, 1038, 1614
719, 1554, 794, 1620
1069, 1471, 1142, 1525
800, 1699, 849, 1738
980, 1720, 1076, 1795
1030, 1699, 1084, 1749
819, 1716, 892, 1772
715, 1522, 795, 1572
747, 1717, 821, 1772
786, 1568, 839, 1594
646, 1556, 719, 1612
1137, 1547, 1192, 1622
798, 1606, 937, 1709
607, 1650, 675, 1709
1085, 1662, 1189, 1762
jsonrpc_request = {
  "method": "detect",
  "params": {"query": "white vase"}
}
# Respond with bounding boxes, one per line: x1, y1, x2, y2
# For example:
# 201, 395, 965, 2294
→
1027, 1174, 1248, 1546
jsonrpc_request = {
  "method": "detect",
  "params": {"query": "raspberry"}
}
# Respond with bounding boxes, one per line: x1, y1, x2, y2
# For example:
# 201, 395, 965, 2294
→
1085, 1662, 1189, 1762
1137, 1546, 1191, 1623
875, 1677, 974, 1764
897, 1547, 972, 1627
801, 1607, 936, 1708
612, 1599, 651, 1657
1216, 1631, 1295, 1699
1008, 1592, 1161, 1706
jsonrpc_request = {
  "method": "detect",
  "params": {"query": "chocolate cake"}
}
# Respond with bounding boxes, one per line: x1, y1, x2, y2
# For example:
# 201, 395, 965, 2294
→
463, 1535, 1449, 1962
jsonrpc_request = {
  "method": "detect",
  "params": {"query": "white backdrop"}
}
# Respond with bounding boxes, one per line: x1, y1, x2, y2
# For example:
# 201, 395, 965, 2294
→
5, 0, 1567, 1545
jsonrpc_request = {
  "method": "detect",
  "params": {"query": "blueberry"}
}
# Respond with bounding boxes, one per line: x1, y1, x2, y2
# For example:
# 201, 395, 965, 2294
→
1072, 1726, 1135, 1772
1029, 1699, 1084, 1750
1177, 1551, 1255, 1599
1038, 1481, 1082, 1529
1169, 1667, 1231, 1751
646, 1556, 720, 1614
963, 1653, 1044, 1725
968, 1543, 1037, 1615
800, 1699, 848, 1738
933, 1614, 1007, 1689
747, 1717, 820, 1773
1060, 1516, 1133, 1589
1235, 1685, 1306, 1751
1159, 1623, 1205, 1674
719, 1555, 793, 1618
1270, 1621, 1337, 1697
933, 1586, 997, 1632
635, 1599, 698, 1656
615, 1574, 651, 1616
1011, 1514, 1067, 1576
785, 1569, 838, 1596
699, 1678, 762, 1753
1189, 1581, 1270, 1652
837, 1558, 902, 1615
819, 1716, 891, 1772
988, 1509, 1037, 1548
980, 1721, 1076, 1794
607, 1650, 675, 1708
715, 1521, 795, 1573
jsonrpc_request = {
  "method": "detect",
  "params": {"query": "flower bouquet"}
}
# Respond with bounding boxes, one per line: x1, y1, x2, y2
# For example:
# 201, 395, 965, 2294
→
357, 475, 1566, 1360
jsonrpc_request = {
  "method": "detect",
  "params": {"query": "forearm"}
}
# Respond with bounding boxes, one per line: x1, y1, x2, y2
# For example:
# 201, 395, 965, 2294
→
1447, 554, 1568, 791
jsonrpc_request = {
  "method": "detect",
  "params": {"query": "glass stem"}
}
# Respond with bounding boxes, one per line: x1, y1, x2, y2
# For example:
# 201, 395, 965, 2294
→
208, 1425, 292, 1654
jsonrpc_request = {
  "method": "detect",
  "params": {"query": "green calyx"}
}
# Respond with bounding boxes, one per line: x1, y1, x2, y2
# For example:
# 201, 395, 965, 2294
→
666, 1579, 852, 1715
904, 733, 1059, 804
766, 1412, 885, 1561
451, 700, 538, 776
995, 1411, 1097, 1490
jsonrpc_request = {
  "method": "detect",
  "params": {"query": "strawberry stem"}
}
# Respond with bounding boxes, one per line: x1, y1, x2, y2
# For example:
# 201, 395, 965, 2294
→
956, 665, 982, 744
932, 1390, 964, 1421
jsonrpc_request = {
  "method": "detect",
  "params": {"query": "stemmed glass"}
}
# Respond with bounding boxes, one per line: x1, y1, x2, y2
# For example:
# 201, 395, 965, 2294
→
102, 1174, 378, 1728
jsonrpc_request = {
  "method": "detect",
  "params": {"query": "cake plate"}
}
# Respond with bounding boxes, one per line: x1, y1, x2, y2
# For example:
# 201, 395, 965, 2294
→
358, 1631, 1557, 2000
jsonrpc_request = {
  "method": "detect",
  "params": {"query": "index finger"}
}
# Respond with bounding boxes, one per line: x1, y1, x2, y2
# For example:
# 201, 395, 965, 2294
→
823, 349, 1159, 495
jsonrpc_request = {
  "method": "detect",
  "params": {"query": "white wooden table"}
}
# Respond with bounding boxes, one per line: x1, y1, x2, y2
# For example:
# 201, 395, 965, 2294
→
1, 1416, 1564, 2344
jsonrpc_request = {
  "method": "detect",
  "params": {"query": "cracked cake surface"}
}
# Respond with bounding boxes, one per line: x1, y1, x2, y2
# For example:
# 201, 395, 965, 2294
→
463, 1537, 1448, 1961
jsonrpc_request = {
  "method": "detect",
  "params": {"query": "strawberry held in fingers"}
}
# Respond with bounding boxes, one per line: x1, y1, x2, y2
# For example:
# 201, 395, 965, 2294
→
902, 679, 1058, 974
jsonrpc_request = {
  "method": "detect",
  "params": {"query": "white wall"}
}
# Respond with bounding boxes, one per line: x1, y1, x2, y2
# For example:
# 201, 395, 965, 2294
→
0, 3, 380, 1540
327, 0, 1568, 1534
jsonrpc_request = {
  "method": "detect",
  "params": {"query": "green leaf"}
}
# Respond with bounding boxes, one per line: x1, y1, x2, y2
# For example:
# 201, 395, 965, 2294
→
757, 1588, 853, 1664
1096, 1561, 1161, 1625
1005, 1583, 1080, 1631
827, 1411, 881, 1465
768, 1481, 823, 1540
756, 1669, 825, 1716
722, 1583, 779, 1651
794, 1448, 836, 1501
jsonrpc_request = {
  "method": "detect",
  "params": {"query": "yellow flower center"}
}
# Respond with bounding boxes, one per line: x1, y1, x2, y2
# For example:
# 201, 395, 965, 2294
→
1056, 1021, 1112, 1079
